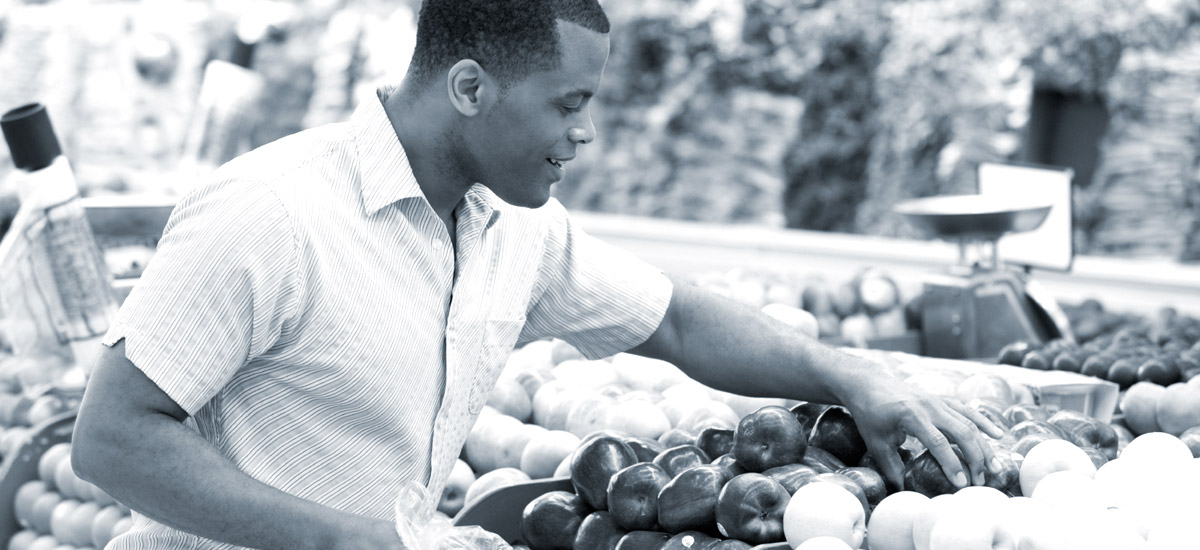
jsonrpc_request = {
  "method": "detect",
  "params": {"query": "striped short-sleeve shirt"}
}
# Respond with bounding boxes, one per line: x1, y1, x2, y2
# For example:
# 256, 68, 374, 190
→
101, 90, 673, 549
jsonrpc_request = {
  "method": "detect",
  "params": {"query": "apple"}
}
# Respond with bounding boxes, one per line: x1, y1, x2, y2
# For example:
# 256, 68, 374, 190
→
607, 462, 671, 531
606, 399, 671, 440
837, 466, 887, 507
926, 506, 1014, 550
801, 446, 847, 474
675, 401, 740, 434
1011, 432, 1062, 457
1120, 380, 1164, 436
521, 430, 581, 479
968, 400, 1012, 432
437, 459, 476, 517
710, 453, 748, 480
1047, 409, 1118, 459
653, 445, 711, 478
732, 406, 807, 472
1003, 403, 1050, 425
709, 539, 754, 550
661, 530, 720, 550
763, 463, 819, 495
488, 376, 534, 422
695, 428, 735, 461
789, 402, 833, 434
550, 339, 586, 365
808, 407, 868, 466
782, 481, 865, 549
909, 493, 957, 550
1154, 382, 1200, 436
566, 393, 617, 437
811, 472, 869, 517
1179, 426, 1200, 458
865, 491, 929, 550
493, 423, 546, 470
573, 511, 628, 550
614, 531, 671, 550
955, 373, 1016, 410
903, 447, 966, 498
555, 454, 574, 478
91, 505, 124, 549
513, 368, 555, 401
1029, 469, 1107, 514
623, 436, 666, 463
795, 536, 854, 550
611, 353, 687, 393
1118, 431, 1193, 468
464, 467, 531, 508
521, 490, 590, 550
657, 464, 727, 534
716, 473, 791, 545
1018, 439, 1096, 497
572, 436, 639, 510
1009, 419, 1067, 442
983, 448, 1022, 494
658, 429, 697, 448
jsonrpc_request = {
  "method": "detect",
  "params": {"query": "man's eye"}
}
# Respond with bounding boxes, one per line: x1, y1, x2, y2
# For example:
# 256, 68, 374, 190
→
560, 103, 583, 114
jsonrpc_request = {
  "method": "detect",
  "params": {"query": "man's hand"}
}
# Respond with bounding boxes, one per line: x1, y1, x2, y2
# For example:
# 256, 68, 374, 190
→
631, 276, 1005, 491
839, 372, 1005, 490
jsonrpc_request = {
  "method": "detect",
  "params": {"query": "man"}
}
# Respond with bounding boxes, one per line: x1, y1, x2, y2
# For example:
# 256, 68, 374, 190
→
72, 1, 1002, 549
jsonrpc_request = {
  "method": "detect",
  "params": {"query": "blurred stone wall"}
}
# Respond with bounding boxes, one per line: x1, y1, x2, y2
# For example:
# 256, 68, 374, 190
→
556, 0, 1200, 261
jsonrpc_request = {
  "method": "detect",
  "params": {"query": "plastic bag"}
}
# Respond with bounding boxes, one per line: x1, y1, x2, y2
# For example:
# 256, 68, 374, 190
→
393, 481, 511, 550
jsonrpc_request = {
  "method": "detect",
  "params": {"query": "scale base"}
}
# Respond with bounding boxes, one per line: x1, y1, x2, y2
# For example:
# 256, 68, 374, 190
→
919, 268, 1063, 360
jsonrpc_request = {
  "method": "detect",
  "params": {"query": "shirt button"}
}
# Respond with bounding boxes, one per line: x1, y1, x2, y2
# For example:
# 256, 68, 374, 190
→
433, 238, 445, 250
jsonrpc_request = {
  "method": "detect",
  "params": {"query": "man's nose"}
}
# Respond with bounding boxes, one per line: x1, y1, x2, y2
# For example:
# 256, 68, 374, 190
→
568, 117, 596, 145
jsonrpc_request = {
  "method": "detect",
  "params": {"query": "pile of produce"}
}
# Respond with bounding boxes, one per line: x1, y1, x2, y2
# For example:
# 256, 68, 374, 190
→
444, 337, 1200, 549
9, 442, 133, 549
997, 305, 1200, 388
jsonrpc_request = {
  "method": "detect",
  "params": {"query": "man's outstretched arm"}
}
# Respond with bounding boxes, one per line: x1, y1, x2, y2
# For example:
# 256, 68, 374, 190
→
71, 340, 405, 550
630, 275, 1004, 490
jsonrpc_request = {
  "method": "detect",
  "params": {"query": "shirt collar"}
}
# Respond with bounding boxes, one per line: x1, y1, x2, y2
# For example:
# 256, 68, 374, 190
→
351, 90, 501, 229
351, 90, 424, 216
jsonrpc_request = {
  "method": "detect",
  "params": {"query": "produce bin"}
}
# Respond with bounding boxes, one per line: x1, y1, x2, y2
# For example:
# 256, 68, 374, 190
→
453, 477, 790, 550
0, 412, 76, 542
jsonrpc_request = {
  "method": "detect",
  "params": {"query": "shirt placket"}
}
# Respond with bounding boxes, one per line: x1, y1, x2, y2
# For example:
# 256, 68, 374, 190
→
426, 205, 493, 506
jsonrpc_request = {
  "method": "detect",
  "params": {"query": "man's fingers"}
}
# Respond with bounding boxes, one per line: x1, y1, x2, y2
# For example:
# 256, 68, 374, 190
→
946, 398, 1005, 440
867, 442, 907, 492
926, 398, 993, 485
903, 416, 968, 488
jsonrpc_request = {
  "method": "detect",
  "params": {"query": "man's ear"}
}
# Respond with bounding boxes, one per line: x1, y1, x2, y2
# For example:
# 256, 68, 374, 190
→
446, 59, 493, 117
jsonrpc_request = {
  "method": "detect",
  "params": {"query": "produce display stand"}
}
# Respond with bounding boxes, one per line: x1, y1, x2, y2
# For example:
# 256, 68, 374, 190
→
0, 412, 77, 542
453, 477, 789, 550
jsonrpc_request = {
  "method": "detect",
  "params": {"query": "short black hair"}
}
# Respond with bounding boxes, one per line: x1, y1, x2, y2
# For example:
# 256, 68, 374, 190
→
406, 0, 610, 91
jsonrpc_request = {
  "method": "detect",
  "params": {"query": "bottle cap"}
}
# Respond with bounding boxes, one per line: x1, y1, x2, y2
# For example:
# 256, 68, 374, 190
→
1, 103, 63, 171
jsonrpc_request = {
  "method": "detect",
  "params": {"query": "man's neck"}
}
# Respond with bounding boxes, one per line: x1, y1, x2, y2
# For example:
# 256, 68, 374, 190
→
381, 89, 474, 229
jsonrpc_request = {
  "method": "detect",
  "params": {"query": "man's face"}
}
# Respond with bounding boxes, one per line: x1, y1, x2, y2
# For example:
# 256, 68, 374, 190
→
465, 20, 609, 208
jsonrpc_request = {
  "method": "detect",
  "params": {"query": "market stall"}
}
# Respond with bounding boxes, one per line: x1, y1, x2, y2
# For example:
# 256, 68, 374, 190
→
2, 0, 1200, 549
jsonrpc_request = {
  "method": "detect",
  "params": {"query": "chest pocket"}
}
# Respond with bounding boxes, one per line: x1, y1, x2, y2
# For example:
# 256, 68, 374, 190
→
468, 317, 526, 414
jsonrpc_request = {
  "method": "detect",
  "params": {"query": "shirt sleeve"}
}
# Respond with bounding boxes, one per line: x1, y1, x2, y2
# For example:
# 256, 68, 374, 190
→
102, 177, 301, 415
519, 200, 673, 360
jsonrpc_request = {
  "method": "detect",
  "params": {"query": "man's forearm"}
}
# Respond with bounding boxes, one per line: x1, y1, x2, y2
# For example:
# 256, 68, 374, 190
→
72, 410, 391, 550
632, 276, 884, 407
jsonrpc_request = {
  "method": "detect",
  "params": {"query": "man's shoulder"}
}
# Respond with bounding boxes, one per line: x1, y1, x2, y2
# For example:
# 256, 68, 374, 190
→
215, 122, 354, 189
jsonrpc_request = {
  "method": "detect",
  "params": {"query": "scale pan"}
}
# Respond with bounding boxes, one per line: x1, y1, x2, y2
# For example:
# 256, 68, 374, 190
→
894, 194, 1053, 240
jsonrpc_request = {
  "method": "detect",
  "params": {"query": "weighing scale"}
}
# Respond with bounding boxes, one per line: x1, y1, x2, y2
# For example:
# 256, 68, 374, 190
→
895, 192, 1074, 360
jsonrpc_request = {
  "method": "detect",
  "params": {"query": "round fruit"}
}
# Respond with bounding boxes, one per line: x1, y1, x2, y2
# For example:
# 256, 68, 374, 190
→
521, 490, 589, 550
37, 443, 71, 489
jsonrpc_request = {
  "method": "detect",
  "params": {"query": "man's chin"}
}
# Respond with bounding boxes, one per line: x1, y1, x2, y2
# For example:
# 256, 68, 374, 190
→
488, 187, 553, 209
